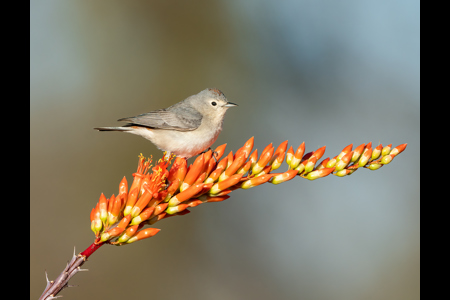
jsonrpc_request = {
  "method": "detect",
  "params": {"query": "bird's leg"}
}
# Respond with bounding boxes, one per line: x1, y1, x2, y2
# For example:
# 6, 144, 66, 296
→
199, 148, 219, 163
211, 150, 219, 163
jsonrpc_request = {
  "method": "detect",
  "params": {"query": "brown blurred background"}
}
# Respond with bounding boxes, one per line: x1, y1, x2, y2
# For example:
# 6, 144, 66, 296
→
31, 1, 420, 299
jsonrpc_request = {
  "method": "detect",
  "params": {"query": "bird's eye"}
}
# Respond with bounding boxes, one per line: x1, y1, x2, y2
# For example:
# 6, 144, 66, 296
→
211, 101, 217, 106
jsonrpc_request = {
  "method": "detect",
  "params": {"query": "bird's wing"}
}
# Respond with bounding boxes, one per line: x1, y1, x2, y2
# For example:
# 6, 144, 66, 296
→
118, 108, 202, 131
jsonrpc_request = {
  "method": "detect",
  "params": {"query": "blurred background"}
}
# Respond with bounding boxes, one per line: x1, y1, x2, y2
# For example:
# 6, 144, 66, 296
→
30, 1, 419, 299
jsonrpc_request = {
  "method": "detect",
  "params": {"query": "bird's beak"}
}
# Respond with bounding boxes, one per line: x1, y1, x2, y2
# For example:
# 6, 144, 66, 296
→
224, 102, 238, 107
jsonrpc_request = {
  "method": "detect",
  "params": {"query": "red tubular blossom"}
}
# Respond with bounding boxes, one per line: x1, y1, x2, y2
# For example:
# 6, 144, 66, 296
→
289, 143, 304, 169
316, 157, 330, 170
240, 136, 254, 159
205, 167, 224, 184
372, 144, 383, 160
261, 143, 273, 157
202, 149, 213, 168
129, 173, 145, 197
223, 152, 246, 178
210, 174, 243, 195
117, 224, 140, 243
91, 203, 102, 234
167, 157, 187, 184
311, 146, 326, 161
382, 144, 392, 156
337, 144, 353, 160
108, 195, 122, 225
131, 207, 155, 225
304, 156, 318, 173
286, 146, 294, 166
216, 156, 229, 171
98, 193, 108, 224
166, 203, 189, 215
271, 140, 288, 170
237, 160, 252, 175
88, 138, 406, 249
100, 226, 125, 242
390, 143, 407, 156
131, 190, 153, 218
326, 156, 337, 168
168, 183, 204, 207
271, 170, 298, 184
335, 151, 353, 171
117, 214, 132, 229
185, 199, 203, 207
205, 158, 217, 177
294, 142, 305, 160
252, 146, 274, 175
164, 179, 180, 202
194, 172, 207, 184
381, 154, 395, 165
201, 195, 231, 203
196, 182, 213, 196
248, 149, 258, 168
153, 203, 168, 216
351, 143, 366, 162
123, 188, 139, 216
213, 143, 227, 161
107, 194, 115, 217
118, 176, 128, 208
126, 228, 161, 244
306, 167, 335, 180
358, 146, 372, 167
294, 152, 312, 173
181, 154, 204, 191
226, 151, 234, 168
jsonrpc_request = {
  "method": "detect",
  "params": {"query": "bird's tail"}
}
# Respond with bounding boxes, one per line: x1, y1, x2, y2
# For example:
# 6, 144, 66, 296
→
94, 127, 132, 132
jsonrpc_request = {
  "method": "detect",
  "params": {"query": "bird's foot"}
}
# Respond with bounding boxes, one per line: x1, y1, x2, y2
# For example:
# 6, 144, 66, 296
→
200, 148, 219, 163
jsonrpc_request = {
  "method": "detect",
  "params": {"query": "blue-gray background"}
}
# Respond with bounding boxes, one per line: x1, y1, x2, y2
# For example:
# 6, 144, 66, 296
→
30, 1, 420, 299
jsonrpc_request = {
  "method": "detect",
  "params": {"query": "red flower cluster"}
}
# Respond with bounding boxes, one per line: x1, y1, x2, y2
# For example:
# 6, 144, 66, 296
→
90, 137, 407, 245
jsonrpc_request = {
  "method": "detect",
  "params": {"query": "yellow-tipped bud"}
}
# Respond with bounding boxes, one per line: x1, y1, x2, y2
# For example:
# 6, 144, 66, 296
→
181, 154, 205, 192
368, 163, 382, 170
168, 183, 204, 207
351, 143, 366, 162
165, 204, 189, 215
337, 144, 353, 160
304, 156, 317, 173
130, 190, 153, 218
131, 207, 155, 225
381, 154, 394, 165
358, 147, 372, 167
335, 169, 351, 177
286, 146, 294, 166
390, 144, 407, 157
381, 144, 392, 156
335, 151, 353, 172
126, 228, 161, 244
326, 156, 337, 168
123, 187, 139, 216
252, 147, 274, 175
271, 170, 298, 184
100, 226, 125, 242
240, 174, 274, 189
98, 193, 108, 224
372, 144, 383, 160
305, 168, 335, 180
117, 225, 139, 243
210, 174, 243, 195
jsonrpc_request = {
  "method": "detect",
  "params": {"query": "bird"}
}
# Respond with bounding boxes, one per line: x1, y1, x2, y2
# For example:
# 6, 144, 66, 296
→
94, 88, 237, 159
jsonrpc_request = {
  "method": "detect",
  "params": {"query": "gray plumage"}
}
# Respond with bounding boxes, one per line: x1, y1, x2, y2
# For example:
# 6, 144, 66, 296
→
94, 88, 237, 158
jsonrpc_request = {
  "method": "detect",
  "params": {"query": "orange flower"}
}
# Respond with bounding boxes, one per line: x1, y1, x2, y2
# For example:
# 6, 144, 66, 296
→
89, 138, 407, 246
